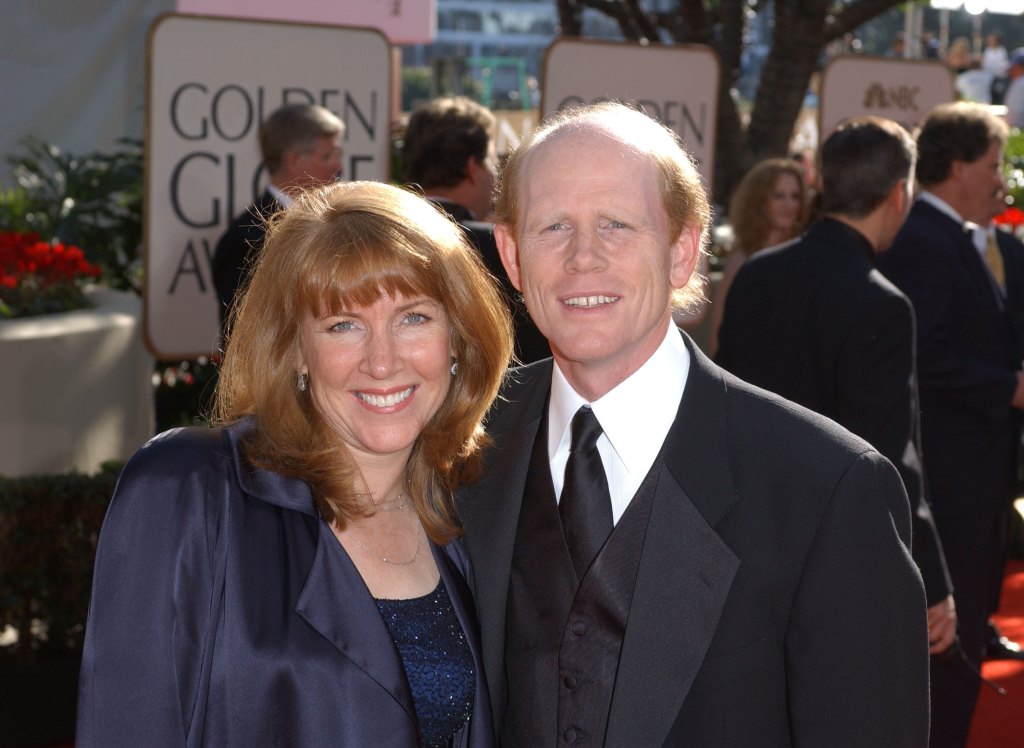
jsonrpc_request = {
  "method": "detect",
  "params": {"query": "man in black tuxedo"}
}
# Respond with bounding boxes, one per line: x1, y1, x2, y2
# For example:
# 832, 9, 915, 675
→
717, 118, 956, 658
877, 102, 1024, 747
212, 104, 344, 338
457, 102, 929, 747
402, 96, 549, 363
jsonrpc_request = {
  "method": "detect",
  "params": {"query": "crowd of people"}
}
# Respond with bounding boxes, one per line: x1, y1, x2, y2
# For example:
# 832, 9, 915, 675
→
838, 26, 1024, 134
72, 93, 1024, 748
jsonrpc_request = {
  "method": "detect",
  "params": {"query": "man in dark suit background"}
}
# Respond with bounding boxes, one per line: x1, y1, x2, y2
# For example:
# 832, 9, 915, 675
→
717, 117, 956, 658
458, 102, 929, 746
971, 190, 1024, 663
402, 96, 549, 363
211, 104, 344, 338
877, 102, 1024, 747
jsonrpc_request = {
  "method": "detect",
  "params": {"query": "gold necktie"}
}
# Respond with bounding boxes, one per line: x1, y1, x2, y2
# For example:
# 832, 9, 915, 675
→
986, 231, 1005, 291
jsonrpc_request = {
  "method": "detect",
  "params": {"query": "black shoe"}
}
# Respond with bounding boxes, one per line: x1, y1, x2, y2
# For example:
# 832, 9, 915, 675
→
986, 633, 1024, 660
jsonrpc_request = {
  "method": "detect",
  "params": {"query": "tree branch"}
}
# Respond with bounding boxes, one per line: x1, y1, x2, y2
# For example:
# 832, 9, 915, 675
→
556, 0, 582, 37
623, 0, 660, 42
674, 0, 713, 45
825, 0, 904, 43
717, 0, 745, 85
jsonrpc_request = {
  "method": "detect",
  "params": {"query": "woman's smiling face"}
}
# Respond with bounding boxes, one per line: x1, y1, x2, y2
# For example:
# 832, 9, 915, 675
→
298, 292, 455, 464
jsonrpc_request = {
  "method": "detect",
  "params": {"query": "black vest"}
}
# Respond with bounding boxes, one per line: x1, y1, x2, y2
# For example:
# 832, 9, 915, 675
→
503, 414, 663, 747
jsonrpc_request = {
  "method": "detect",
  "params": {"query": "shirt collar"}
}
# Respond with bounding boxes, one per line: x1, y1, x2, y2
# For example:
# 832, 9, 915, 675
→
917, 190, 964, 226
267, 183, 293, 208
548, 320, 689, 475
814, 216, 877, 263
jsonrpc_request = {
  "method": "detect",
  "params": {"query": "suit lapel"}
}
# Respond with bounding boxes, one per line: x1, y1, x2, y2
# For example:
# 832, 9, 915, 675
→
606, 337, 741, 747
917, 201, 1005, 310
459, 362, 551, 720
997, 230, 1024, 346
294, 525, 417, 721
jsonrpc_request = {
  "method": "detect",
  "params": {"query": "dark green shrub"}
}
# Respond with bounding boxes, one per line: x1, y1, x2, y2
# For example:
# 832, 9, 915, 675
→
0, 463, 120, 661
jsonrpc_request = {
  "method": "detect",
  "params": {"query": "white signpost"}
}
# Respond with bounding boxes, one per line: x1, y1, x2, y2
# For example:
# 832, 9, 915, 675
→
819, 56, 955, 140
145, 14, 391, 358
541, 38, 720, 186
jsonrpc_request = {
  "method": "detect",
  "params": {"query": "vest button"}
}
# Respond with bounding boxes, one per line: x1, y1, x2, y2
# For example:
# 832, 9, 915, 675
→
571, 620, 587, 636
563, 673, 578, 689
563, 727, 579, 743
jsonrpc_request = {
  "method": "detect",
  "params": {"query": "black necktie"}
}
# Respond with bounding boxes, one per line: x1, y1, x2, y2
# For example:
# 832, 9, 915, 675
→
559, 406, 614, 579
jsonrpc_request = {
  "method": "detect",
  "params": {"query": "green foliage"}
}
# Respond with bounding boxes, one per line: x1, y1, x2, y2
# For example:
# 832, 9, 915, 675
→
402, 66, 434, 112
154, 357, 218, 431
0, 137, 143, 293
1005, 128, 1024, 209
0, 464, 121, 661
0, 186, 35, 233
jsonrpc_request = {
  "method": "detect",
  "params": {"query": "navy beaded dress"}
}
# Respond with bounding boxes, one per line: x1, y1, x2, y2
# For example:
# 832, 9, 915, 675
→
376, 578, 475, 747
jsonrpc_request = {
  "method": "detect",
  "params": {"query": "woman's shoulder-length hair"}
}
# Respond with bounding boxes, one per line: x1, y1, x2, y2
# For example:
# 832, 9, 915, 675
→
728, 157, 809, 255
215, 180, 514, 542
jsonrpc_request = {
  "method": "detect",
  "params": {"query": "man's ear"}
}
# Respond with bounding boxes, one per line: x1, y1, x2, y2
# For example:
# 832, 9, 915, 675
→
465, 155, 478, 182
950, 159, 967, 183
889, 177, 909, 212
668, 225, 701, 290
494, 223, 523, 291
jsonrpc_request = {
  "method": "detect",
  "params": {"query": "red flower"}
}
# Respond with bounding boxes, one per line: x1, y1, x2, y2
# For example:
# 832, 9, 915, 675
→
993, 206, 1024, 228
0, 231, 103, 318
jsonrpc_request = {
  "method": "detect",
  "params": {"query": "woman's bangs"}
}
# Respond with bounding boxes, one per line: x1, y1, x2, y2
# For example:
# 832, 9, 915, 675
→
299, 233, 441, 319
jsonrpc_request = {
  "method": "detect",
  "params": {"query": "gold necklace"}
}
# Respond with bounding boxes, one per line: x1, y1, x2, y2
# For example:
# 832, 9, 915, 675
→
370, 490, 407, 512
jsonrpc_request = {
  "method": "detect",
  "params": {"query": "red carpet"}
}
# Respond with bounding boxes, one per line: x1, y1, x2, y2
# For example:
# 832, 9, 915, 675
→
967, 560, 1024, 747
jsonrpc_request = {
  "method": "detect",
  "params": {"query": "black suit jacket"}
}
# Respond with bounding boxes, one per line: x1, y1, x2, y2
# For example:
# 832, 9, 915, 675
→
878, 200, 1021, 520
211, 190, 282, 335
717, 217, 952, 604
429, 199, 550, 365
997, 226, 1024, 349
458, 335, 929, 747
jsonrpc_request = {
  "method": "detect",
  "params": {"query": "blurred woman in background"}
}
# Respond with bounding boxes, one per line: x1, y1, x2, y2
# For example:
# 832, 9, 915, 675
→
709, 158, 809, 355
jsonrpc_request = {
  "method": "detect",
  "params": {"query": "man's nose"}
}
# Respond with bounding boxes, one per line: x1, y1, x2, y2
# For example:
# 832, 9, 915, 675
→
565, 229, 606, 272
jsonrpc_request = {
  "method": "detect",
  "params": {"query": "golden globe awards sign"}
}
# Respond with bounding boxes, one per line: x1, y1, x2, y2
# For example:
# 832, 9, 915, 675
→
819, 56, 954, 140
541, 39, 720, 186
145, 14, 391, 358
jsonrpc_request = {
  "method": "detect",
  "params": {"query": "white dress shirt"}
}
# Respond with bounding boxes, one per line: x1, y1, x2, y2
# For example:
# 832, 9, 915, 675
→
267, 183, 293, 208
1006, 76, 1024, 128
547, 321, 689, 524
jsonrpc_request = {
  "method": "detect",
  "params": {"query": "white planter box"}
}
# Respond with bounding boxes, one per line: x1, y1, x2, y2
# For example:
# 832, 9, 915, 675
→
0, 287, 154, 477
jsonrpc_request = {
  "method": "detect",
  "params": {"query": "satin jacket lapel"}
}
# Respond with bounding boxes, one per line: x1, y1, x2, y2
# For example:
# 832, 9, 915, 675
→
460, 361, 552, 720
294, 523, 418, 722
606, 336, 741, 747
222, 422, 418, 726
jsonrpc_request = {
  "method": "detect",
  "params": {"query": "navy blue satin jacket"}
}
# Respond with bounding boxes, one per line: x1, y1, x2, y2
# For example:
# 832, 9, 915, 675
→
76, 423, 494, 747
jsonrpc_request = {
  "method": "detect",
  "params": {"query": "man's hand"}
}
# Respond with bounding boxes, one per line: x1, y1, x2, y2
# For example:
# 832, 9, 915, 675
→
928, 595, 957, 655
1012, 371, 1024, 409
